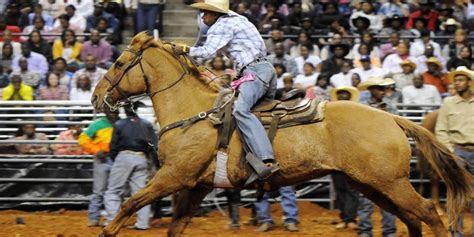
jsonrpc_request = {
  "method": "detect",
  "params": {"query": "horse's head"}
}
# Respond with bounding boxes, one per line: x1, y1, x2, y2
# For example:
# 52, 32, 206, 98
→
91, 32, 157, 111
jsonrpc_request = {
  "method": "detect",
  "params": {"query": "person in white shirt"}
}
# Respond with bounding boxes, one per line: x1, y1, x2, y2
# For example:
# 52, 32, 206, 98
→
295, 44, 322, 75
392, 59, 416, 91
402, 74, 442, 105
409, 29, 442, 58
349, 1, 383, 33
330, 60, 353, 88
39, 0, 66, 19
350, 55, 385, 82
54, 5, 87, 31
67, 0, 94, 19
383, 41, 420, 75
294, 62, 319, 90
69, 74, 93, 100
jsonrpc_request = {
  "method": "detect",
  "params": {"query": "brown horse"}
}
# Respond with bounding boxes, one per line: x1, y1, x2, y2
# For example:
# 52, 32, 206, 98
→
91, 32, 472, 237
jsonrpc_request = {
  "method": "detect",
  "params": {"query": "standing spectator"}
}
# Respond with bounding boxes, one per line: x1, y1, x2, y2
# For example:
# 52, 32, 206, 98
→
402, 74, 442, 105
290, 32, 320, 58
406, 0, 439, 32
0, 15, 21, 42
435, 66, 474, 237
1, 43, 14, 73
86, 3, 119, 33
104, 102, 156, 230
28, 3, 54, 27
349, 1, 383, 33
39, 0, 66, 18
26, 30, 53, 64
422, 57, 450, 95
4, 3, 29, 29
382, 41, 419, 75
136, 0, 165, 33
351, 55, 385, 82
12, 43, 49, 79
2, 74, 33, 101
268, 43, 298, 77
320, 43, 350, 76
68, 0, 94, 19
294, 63, 318, 90
330, 60, 353, 88
80, 30, 113, 69
71, 55, 107, 89
22, 17, 55, 43
69, 74, 93, 101
53, 29, 82, 68
13, 57, 41, 89
295, 44, 321, 75
54, 5, 86, 31
392, 59, 416, 91
447, 46, 474, 72
410, 29, 442, 58
254, 186, 299, 232
52, 121, 86, 155
38, 72, 69, 100
52, 57, 73, 86
52, 14, 83, 35
305, 73, 333, 101
12, 123, 50, 154
78, 107, 119, 227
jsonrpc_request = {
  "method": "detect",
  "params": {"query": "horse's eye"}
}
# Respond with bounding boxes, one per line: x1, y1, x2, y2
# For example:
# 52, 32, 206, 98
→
115, 62, 124, 68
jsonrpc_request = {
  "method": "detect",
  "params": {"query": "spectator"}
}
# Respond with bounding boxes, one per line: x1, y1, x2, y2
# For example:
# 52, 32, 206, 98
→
442, 29, 472, 62
410, 29, 442, 58
101, 0, 125, 24
377, 0, 409, 18
382, 41, 420, 75
379, 32, 400, 60
2, 74, 33, 101
295, 44, 321, 75
352, 32, 381, 59
86, 3, 119, 33
416, 44, 446, 73
26, 30, 53, 64
437, 4, 455, 24
69, 74, 93, 101
290, 31, 320, 58
402, 74, 442, 105
28, 3, 54, 27
438, 18, 462, 46
351, 55, 385, 82
39, 0, 66, 18
313, 3, 342, 31
294, 62, 318, 90
351, 15, 371, 35
392, 59, 416, 91
52, 14, 83, 36
12, 123, 50, 154
422, 57, 450, 95
353, 43, 381, 69
52, 29, 82, 67
275, 73, 295, 99
349, 1, 383, 33
320, 43, 351, 76
235, 2, 257, 26
4, 3, 29, 29
52, 121, 86, 155
258, 2, 287, 32
320, 33, 345, 61
300, 17, 318, 36
264, 30, 292, 55
1, 43, 14, 73
12, 43, 48, 79
435, 66, 474, 236
286, 2, 305, 29
52, 57, 73, 86
68, 0, 94, 19
78, 107, 119, 227
268, 43, 298, 77
274, 63, 286, 88
21, 16, 55, 43
447, 45, 474, 72
0, 15, 21, 42
384, 84, 403, 111
305, 73, 333, 101
54, 4, 87, 31
0, 65, 9, 88
0, 30, 22, 58
13, 57, 41, 89
380, 15, 411, 37
209, 55, 229, 77
409, 17, 432, 38
71, 54, 107, 89
38, 72, 69, 100
104, 102, 156, 230
406, 0, 439, 32
452, 0, 466, 23
330, 86, 360, 102
94, 17, 120, 46
254, 186, 299, 232
80, 30, 113, 69
136, 0, 165, 33
330, 60, 354, 88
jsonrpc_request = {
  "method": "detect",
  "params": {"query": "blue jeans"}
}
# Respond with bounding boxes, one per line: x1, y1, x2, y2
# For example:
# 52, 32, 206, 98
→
104, 151, 151, 229
88, 156, 113, 222
233, 62, 277, 160
136, 3, 160, 33
254, 186, 298, 224
358, 196, 396, 237
451, 147, 474, 237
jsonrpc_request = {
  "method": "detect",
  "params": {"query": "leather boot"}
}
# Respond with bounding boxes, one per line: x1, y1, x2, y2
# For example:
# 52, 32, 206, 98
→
228, 203, 240, 230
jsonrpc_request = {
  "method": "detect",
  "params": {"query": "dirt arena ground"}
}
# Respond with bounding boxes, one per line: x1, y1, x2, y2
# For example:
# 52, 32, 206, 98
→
0, 202, 471, 237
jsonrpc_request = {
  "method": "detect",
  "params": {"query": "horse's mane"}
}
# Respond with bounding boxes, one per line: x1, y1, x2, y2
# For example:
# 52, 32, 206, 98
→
128, 32, 225, 93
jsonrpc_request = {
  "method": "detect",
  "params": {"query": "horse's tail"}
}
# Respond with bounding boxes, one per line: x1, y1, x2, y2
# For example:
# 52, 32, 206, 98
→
392, 115, 473, 228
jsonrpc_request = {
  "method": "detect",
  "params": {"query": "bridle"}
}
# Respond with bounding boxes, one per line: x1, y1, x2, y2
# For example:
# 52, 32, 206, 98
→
103, 41, 191, 111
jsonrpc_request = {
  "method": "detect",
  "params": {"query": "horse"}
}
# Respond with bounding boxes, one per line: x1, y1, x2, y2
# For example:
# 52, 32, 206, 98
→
91, 32, 472, 237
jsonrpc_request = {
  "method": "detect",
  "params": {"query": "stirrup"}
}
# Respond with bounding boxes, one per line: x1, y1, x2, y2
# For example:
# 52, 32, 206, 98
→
244, 153, 280, 186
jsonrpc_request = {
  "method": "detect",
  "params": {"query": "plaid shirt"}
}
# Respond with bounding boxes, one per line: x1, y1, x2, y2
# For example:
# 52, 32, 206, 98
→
189, 12, 266, 70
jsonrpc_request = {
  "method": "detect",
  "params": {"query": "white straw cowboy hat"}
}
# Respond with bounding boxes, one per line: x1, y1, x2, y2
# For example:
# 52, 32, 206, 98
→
426, 57, 443, 69
330, 86, 360, 102
400, 59, 417, 70
441, 18, 461, 31
357, 76, 395, 91
190, 0, 230, 14
447, 66, 474, 89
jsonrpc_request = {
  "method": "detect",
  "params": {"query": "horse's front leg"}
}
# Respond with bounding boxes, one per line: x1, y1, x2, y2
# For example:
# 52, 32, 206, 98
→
101, 167, 188, 237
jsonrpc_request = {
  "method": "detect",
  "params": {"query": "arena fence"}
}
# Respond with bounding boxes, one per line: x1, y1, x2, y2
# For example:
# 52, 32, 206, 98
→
0, 101, 441, 209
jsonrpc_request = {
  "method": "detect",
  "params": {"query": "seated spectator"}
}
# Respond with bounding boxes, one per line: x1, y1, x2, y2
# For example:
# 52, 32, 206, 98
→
70, 74, 93, 100
320, 43, 351, 76
53, 5, 86, 32
275, 65, 287, 89
452, 0, 466, 23
268, 43, 298, 77
68, 0, 94, 19
357, 76, 397, 114
2, 74, 33, 101
409, 17, 433, 39
13, 57, 41, 89
235, 2, 258, 26
52, 121, 86, 155
71, 54, 107, 89
438, 18, 462, 46
384, 84, 403, 110
4, 3, 29, 29
101, 0, 125, 25
422, 57, 450, 95
437, 4, 455, 24
378, 0, 409, 17
1, 43, 14, 73
80, 30, 113, 69
410, 29, 442, 58
28, 3, 54, 27
446, 46, 474, 71
86, 3, 119, 33
351, 31, 380, 60
52, 57, 73, 87
39, 0, 66, 18
264, 30, 292, 55
0, 15, 21, 42
379, 32, 400, 60
26, 30, 53, 64
392, 60, 416, 91
0, 30, 22, 59
351, 55, 385, 82
38, 72, 69, 100
295, 44, 321, 75
442, 29, 472, 62
417, 44, 447, 73
290, 32, 320, 58
349, 1, 383, 33
402, 74, 441, 105
258, 2, 287, 32
286, 2, 305, 29
353, 43, 381, 69
351, 15, 371, 37
0, 65, 9, 88
275, 73, 295, 99
94, 17, 120, 46
12, 123, 50, 155
330, 60, 353, 88
21, 16, 55, 43
330, 86, 360, 102
406, 0, 439, 32
305, 73, 332, 101
295, 63, 318, 90
12, 43, 49, 78
380, 15, 411, 38
52, 14, 83, 36
300, 17, 319, 36
313, 3, 342, 31
53, 29, 82, 68
382, 41, 420, 75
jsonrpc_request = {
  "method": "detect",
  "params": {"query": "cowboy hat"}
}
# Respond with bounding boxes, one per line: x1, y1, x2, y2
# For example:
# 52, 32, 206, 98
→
352, 16, 371, 29
190, 0, 229, 14
357, 76, 395, 91
331, 86, 360, 102
426, 57, 443, 69
441, 18, 461, 31
400, 59, 417, 70
447, 66, 474, 89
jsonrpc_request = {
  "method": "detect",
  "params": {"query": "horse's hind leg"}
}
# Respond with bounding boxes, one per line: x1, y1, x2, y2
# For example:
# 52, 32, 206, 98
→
102, 168, 186, 237
167, 185, 213, 237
